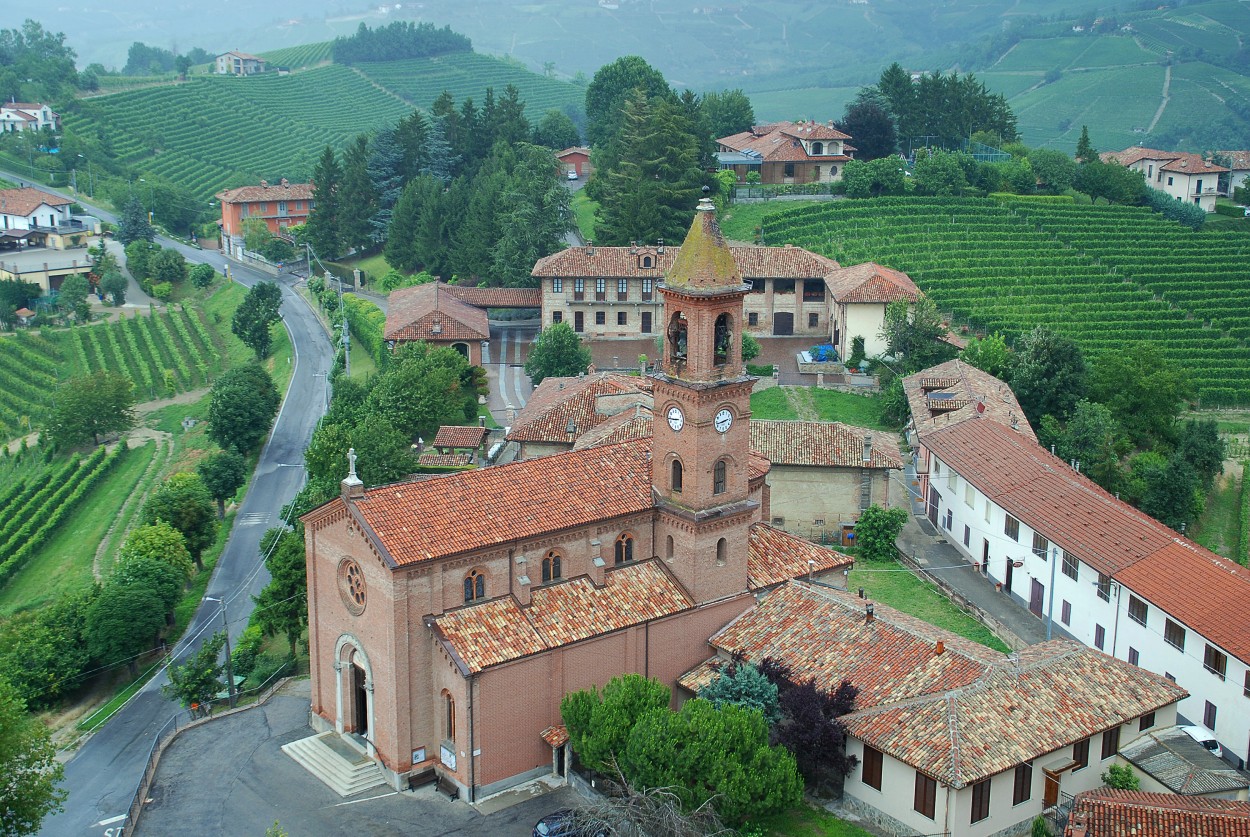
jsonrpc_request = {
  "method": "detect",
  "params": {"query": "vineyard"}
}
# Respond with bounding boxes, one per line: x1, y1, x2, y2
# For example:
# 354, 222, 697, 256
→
258, 41, 334, 69
761, 197, 1250, 405
0, 306, 226, 441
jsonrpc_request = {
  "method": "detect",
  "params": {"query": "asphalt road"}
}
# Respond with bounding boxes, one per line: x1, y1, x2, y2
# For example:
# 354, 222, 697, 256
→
6, 175, 337, 837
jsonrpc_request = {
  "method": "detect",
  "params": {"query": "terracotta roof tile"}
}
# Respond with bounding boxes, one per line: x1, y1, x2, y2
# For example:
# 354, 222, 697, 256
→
353, 439, 654, 565
441, 285, 541, 308
383, 282, 490, 342
1066, 789, 1250, 837
555, 147, 590, 159
718, 121, 852, 164
572, 405, 654, 450
416, 452, 473, 467
532, 243, 837, 281
746, 523, 853, 590
432, 561, 692, 672
0, 188, 73, 217
824, 262, 920, 304
1102, 147, 1229, 174
748, 450, 771, 482
508, 373, 650, 445
1217, 150, 1250, 170
432, 425, 489, 449
707, 583, 1184, 787
541, 724, 569, 747
904, 359, 1036, 442
214, 182, 314, 203
749, 420, 903, 469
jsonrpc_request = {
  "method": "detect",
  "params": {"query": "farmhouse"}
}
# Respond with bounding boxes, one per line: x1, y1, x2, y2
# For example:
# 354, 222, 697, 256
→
905, 363, 1250, 770
533, 241, 838, 338
215, 51, 267, 75
215, 180, 313, 258
296, 198, 856, 798
1101, 147, 1229, 212
824, 262, 921, 361
682, 582, 1186, 837
716, 120, 854, 185
1065, 789, 1250, 836
0, 102, 59, 133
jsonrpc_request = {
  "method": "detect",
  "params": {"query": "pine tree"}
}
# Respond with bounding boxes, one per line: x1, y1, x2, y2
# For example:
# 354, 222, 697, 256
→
393, 109, 429, 180
421, 117, 460, 186
336, 135, 377, 253
367, 128, 405, 238
305, 146, 342, 259
116, 196, 155, 245
1076, 125, 1098, 164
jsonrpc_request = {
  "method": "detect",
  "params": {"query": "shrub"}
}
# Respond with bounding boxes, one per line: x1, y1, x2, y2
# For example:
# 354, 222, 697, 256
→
151, 282, 173, 300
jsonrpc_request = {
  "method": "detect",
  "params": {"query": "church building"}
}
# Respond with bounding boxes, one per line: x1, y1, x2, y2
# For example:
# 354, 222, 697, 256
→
299, 196, 853, 799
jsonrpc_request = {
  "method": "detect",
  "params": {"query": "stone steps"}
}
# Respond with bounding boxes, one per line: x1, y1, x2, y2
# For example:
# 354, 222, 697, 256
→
282, 732, 385, 797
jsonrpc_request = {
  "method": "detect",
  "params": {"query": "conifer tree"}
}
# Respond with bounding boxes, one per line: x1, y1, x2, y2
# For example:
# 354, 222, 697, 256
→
336, 135, 378, 253
305, 146, 342, 259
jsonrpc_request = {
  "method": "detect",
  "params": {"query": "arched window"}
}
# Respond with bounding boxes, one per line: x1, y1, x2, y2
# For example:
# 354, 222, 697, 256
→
641, 255, 653, 268
542, 550, 562, 582
713, 459, 727, 495
666, 535, 674, 560
451, 342, 469, 358
464, 570, 485, 602
714, 314, 732, 365
443, 691, 456, 741
615, 533, 634, 565
811, 141, 824, 155
672, 460, 683, 493
667, 312, 688, 360
716, 537, 727, 566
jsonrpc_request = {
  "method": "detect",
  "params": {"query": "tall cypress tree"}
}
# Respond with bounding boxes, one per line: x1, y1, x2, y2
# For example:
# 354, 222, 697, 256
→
337, 135, 378, 253
306, 146, 342, 260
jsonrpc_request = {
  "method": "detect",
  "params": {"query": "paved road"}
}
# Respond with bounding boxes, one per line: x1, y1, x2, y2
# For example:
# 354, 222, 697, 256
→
6, 173, 337, 837
486, 323, 536, 426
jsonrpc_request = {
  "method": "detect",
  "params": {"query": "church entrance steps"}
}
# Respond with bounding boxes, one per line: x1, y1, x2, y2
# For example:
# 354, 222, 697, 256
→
281, 731, 386, 797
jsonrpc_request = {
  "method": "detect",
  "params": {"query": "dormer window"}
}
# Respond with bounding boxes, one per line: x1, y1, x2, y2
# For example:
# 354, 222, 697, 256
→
811, 141, 824, 155
640, 255, 654, 269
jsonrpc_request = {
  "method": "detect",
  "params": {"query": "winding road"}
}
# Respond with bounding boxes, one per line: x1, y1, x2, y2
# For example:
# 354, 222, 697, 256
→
3, 177, 336, 837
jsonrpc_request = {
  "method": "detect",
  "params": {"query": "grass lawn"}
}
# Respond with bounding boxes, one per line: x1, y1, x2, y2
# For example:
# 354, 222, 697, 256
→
1191, 467, 1244, 561
337, 251, 393, 283
348, 334, 378, 381
850, 557, 1011, 653
719, 200, 823, 243
0, 440, 159, 615
750, 387, 894, 432
755, 803, 877, 836
571, 191, 597, 242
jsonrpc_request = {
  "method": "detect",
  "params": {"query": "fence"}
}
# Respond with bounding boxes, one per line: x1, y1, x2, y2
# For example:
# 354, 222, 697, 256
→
122, 661, 295, 833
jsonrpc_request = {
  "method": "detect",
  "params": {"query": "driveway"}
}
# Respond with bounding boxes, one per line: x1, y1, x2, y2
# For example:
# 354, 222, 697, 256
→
134, 679, 579, 837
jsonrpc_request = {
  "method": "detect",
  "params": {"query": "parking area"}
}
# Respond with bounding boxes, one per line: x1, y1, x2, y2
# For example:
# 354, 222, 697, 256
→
133, 680, 578, 837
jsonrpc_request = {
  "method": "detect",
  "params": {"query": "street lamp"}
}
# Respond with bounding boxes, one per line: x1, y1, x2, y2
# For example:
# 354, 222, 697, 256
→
203, 596, 236, 708
138, 178, 154, 224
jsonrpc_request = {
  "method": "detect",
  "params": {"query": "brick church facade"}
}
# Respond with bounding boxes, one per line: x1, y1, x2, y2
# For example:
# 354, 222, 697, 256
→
301, 197, 852, 798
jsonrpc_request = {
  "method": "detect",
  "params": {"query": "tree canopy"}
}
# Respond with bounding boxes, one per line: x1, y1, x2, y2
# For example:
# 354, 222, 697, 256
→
207, 363, 281, 453
584, 55, 672, 148
0, 673, 65, 836
524, 322, 592, 385
331, 21, 470, 64
141, 473, 217, 568
116, 196, 155, 245
252, 528, 308, 659
197, 449, 247, 518
880, 296, 956, 372
854, 505, 909, 562
44, 370, 136, 448
118, 520, 195, 580
231, 281, 283, 360
1009, 326, 1088, 426
86, 581, 166, 676
162, 632, 226, 709
876, 62, 1018, 147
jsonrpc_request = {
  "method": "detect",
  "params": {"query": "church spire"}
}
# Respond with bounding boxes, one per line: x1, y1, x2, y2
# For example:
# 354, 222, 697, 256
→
663, 191, 746, 294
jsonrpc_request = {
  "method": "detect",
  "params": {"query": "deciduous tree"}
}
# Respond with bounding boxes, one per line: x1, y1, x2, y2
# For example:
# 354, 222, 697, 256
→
880, 296, 955, 372
839, 90, 897, 160
86, 581, 166, 676
855, 504, 909, 562
231, 280, 283, 359
207, 363, 281, 453
118, 520, 195, 579
584, 55, 672, 148
57, 274, 90, 322
141, 473, 217, 569
0, 673, 66, 835
99, 271, 127, 305
45, 370, 136, 448
960, 332, 1011, 379
1010, 326, 1088, 426
197, 448, 247, 518
252, 528, 308, 659
162, 631, 226, 710
525, 322, 591, 385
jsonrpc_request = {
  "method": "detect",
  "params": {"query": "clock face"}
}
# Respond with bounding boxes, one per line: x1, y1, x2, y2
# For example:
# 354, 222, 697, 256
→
667, 406, 685, 432
714, 408, 733, 433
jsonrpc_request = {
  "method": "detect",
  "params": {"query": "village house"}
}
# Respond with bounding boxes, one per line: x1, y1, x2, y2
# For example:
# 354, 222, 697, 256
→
716, 120, 854, 185
0, 187, 99, 292
295, 198, 856, 799
0, 102, 59, 133
382, 282, 491, 365
215, 180, 313, 258
533, 241, 838, 338
748, 420, 904, 540
1065, 789, 1250, 836
1219, 150, 1250, 195
904, 362, 1250, 770
1101, 147, 1229, 212
824, 262, 921, 362
1116, 725, 1248, 799
555, 146, 592, 179
215, 51, 267, 75
681, 582, 1186, 837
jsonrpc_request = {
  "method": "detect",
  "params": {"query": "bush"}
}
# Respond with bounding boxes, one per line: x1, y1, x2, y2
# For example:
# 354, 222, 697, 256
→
231, 625, 264, 680
189, 263, 217, 288
1145, 188, 1206, 229
151, 281, 173, 300
1214, 202, 1246, 218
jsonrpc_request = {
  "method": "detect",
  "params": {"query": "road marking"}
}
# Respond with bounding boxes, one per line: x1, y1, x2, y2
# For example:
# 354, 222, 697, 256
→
92, 814, 127, 826
331, 790, 400, 807
238, 513, 269, 526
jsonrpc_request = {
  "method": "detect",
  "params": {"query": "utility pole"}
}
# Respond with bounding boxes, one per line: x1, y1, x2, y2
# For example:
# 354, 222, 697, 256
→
204, 596, 236, 708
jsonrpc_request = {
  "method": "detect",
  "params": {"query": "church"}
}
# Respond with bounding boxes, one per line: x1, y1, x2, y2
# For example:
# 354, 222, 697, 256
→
300, 196, 853, 799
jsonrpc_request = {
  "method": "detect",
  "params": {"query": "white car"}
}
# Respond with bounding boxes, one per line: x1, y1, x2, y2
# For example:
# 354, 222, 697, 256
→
566, 169, 579, 180
1182, 724, 1224, 759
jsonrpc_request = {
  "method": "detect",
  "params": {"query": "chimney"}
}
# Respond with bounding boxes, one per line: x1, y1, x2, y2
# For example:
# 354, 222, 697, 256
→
865, 603, 875, 625
863, 433, 873, 464
935, 640, 945, 655
657, 238, 665, 254
587, 240, 594, 255
514, 553, 531, 606
589, 538, 606, 586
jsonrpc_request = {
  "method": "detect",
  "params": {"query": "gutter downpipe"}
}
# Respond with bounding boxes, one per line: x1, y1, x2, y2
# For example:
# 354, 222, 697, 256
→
469, 672, 476, 803
944, 783, 953, 837
1110, 581, 1123, 660
1046, 545, 1058, 640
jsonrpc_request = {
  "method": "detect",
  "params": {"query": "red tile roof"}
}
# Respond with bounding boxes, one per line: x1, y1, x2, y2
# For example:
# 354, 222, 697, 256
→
214, 181, 314, 204
441, 284, 541, 308
1102, 147, 1229, 174
746, 523, 853, 590
748, 450, 771, 483
904, 359, 1036, 443
508, 372, 650, 445
432, 425, 489, 449
718, 121, 853, 165
749, 420, 903, 469
824, 262, 920, 304
383, 282, 490, 342
1217, 150, 1250, 170
351, 440, 654, 565
705, 582, 1184, 787
555, 147, 591, 159
541, 724, 569, 747
1066, 790, 1250, 837
416, 452, 473, 467
572, 405, 654, 450
431, 560, 693, 672
532, 243, 837, 280
0, 188, 72, 217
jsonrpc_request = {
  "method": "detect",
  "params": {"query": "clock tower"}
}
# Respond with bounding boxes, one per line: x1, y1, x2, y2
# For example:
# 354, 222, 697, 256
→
651, 192, 758, 604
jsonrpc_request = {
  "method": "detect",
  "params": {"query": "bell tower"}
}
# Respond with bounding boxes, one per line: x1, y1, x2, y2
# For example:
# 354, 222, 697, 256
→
651, 191, 757, 604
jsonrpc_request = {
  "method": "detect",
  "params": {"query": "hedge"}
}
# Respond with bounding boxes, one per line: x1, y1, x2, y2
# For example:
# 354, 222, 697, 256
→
342, 295, 388, 369
1214, 202, 1247, 218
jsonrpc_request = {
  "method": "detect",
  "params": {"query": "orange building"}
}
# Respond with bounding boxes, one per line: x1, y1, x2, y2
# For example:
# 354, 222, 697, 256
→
215, 179, 314, 257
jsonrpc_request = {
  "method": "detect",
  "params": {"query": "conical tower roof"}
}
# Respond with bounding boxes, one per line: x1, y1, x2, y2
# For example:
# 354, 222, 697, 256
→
662, 195, 747, 293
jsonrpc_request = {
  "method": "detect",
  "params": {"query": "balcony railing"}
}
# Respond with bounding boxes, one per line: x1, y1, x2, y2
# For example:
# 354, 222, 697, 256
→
1190, 187, 1224, 197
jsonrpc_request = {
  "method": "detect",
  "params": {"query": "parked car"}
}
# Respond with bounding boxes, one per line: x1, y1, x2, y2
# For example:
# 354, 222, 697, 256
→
533, 808, 608, 837
567, 169, 579, 180
1182, 724, 1224, 759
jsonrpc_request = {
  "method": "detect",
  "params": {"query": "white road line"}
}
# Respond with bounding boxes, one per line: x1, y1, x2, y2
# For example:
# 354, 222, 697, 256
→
330, 790, 400, 807
92, 814, 127, 827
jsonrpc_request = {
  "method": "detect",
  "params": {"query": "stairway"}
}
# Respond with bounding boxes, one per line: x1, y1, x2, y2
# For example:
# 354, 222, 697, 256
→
282, 731, 386, 797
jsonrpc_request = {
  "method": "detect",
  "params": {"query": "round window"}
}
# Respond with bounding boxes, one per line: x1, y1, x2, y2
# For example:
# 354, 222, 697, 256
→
338, 559, 367, 615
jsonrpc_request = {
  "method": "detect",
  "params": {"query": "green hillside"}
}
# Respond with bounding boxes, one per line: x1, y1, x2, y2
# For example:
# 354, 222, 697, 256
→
762, 197, 1250, 406
258, 41, 334, 69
